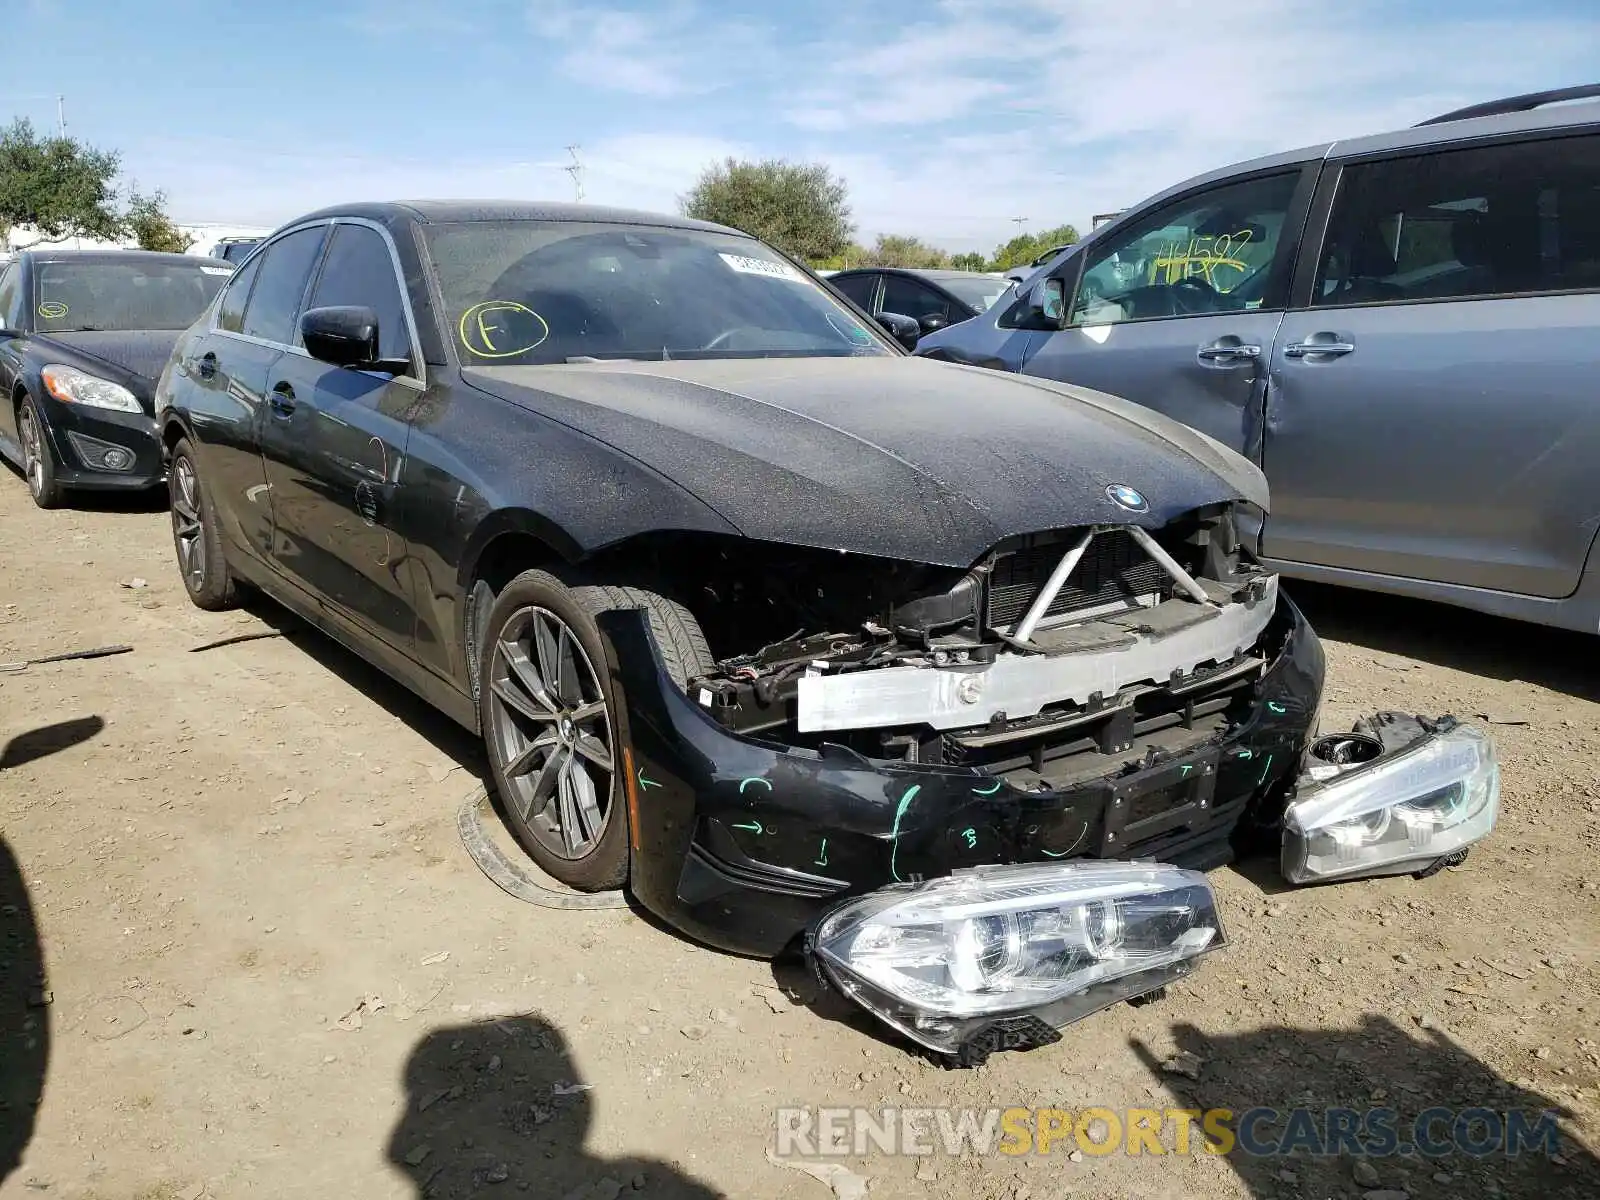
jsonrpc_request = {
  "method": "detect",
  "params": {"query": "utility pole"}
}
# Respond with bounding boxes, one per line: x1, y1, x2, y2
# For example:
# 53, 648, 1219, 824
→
57, 95, 66, 138
564, 145, 585, 203
1011, 216, 1029, 236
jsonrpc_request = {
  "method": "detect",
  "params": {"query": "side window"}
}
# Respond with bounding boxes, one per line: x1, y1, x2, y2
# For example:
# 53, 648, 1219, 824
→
832, 273, 879, 310
880, 275, 949, 324
1314, 134, 1600, 307
1070, 172, 1301, 325
241, 226, 328, 345
216, 255, 260, 333
304, 224, 413, 367
0, 264, 19, 329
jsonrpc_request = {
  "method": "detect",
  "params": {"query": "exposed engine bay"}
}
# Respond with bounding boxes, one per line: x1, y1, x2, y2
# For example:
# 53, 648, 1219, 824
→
657, 504, 1279, 793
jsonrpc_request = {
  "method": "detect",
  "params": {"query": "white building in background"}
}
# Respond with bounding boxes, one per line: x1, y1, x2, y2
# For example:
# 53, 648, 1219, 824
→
1, 222, 274, 256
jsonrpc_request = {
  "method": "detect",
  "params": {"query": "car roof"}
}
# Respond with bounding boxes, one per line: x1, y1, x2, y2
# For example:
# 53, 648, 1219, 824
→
1110, 96, 1600, 239
23, 249, 229, 267
832, 267, 994, 282
284, 199, 747, 239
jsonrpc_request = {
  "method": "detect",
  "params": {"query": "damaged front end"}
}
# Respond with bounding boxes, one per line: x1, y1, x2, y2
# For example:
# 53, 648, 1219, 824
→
588, 501, 1494, 1060
600, 501, 1320, 944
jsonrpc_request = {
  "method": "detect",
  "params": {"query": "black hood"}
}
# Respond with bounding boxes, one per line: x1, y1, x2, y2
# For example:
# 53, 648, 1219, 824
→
465, 357, 1268, 568
36, 330, 183, 395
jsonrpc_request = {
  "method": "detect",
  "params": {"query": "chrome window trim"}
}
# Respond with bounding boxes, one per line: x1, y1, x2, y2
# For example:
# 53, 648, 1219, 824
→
207, 216, 426, 392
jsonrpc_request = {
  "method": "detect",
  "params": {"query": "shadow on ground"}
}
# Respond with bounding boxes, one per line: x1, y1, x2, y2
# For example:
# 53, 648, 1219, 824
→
1132, 1015, 1599, 1200
234, 592, 486, 776
0, 836, 48, 1190
388, 1014, 723, 1199
1288, 581, 1600, 702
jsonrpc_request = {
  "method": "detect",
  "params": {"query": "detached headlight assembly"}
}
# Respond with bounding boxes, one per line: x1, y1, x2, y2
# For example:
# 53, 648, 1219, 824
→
807, 862, 1224, 1063
1282, 719, 1498, 885
41, 364, 142, 413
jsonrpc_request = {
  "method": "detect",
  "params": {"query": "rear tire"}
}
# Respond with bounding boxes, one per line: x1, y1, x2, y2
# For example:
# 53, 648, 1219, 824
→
476, 568, 712, 891
17, 396, 64, 510
169, 438, 239, 611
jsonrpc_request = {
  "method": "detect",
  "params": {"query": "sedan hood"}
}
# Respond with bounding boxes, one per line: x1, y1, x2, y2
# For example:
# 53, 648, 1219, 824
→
38, 330, 183, 390
465, 357, 1267, 567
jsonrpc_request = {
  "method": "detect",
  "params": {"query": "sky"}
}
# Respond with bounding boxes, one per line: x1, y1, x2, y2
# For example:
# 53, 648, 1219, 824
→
6, 0, 1600, 254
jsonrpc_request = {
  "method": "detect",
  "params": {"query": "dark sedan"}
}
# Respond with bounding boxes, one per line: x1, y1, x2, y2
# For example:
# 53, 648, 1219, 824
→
153, 201, 1495, 1060
828, 267, 1013, 337
0, 250, 233, 507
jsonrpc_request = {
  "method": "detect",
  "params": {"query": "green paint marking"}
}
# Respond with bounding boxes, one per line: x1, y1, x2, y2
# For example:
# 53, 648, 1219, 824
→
731, 820, 764, 834
1236, 748, 1254, 760
1257, 752, 1275, 786
889, 784, 922, 882
814, 838, 829, 867
1266, 701, 1287, 715
971, 780, 1004, 797
1041, 849, 1069, 858
636, 768, 662, 790
961, 828, 978, 850
1180, 764, 1192, 777
738, 777, 772, 795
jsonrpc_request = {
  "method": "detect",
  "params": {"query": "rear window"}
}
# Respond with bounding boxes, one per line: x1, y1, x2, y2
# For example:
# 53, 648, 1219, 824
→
34, 259, 232, 332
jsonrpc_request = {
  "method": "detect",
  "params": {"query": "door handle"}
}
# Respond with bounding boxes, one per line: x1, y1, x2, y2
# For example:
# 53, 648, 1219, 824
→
1284, 338, 1355, 358
269, 383, 297, 418
197, 352, 217, 380
1196, 341, 1262, 362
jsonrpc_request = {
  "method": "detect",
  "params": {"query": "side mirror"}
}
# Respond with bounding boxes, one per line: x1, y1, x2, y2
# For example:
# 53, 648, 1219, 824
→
875, 310, 921, 351
302, 306, 379, 367
299, 306, 410, 375
1027, 277, 1067, 327
918, 313, 948, 334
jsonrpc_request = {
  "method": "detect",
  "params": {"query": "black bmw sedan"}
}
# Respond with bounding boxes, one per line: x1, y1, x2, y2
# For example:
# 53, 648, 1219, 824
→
0, 250, 233, 507
156, 202, 1336, 1016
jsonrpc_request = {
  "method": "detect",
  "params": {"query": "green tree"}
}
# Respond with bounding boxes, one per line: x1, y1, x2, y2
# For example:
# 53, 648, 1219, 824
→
125, 189, 193, 253
0, 118, 124, 249
989, 222, 1081, 271
859, 233, 950, 269
681, 158, 853, 263
949, 251, 988, 272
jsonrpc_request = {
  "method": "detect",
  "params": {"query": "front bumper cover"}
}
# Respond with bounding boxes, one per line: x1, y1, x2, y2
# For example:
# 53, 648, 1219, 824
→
596, 592, 1325, 959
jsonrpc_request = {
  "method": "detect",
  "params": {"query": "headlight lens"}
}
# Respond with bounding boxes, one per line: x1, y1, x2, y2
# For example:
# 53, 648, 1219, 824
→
1282, 723, 1498, 884
41, 364, 142, 413
809, 862, 1225, 1058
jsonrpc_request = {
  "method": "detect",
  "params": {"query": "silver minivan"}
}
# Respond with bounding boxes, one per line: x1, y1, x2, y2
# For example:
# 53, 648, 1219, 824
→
917, 85, 1600, 634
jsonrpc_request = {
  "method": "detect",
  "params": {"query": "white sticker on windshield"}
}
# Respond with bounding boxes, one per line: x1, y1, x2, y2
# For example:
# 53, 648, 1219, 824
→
200, 266, 234, 275
718, 253, 805, 283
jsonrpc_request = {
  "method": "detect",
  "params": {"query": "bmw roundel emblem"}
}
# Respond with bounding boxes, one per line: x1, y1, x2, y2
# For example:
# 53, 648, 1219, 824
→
1105, 483, 1149, 513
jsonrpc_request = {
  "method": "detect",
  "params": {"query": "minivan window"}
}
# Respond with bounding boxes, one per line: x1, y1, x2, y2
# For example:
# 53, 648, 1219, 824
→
1070, 173, 1300, 326
1314, 134, 1600, 307
831, 272, 879, 310
241, 226, 328, 346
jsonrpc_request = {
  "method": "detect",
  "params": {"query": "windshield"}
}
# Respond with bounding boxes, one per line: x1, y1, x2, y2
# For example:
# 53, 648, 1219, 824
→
34, 259, 232, 332
423, 221, 894, 364
936, 275, 1013, 312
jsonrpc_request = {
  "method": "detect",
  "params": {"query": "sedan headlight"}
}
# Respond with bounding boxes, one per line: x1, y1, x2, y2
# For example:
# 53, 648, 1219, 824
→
1282, 721, 1498, 884
808, 862, 1225, 1062
41, 364, 142, 413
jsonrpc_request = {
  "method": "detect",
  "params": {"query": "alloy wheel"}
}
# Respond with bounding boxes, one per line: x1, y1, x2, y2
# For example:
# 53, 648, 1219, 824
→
19, 406, 44, 498
488, 606, 616, 860
170, 456, 207, 591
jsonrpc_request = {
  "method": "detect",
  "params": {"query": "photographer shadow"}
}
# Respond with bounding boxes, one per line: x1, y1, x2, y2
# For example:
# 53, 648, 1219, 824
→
0, 834, 48, 1189
388, 1014, 724, 1199
1132, 1016, 1598, 1199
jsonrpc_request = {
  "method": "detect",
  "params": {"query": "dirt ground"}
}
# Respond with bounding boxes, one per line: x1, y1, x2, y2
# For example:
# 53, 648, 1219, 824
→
1, 480, 1597, 1200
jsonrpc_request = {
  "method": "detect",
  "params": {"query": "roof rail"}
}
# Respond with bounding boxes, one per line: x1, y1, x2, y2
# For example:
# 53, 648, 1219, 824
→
1417, 83, 1600, 126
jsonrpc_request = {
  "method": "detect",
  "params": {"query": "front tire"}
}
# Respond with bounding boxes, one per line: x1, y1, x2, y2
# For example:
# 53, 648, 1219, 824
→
17, 396, 64, 509
477, 569, 712, 891
169, 438, 239, 611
